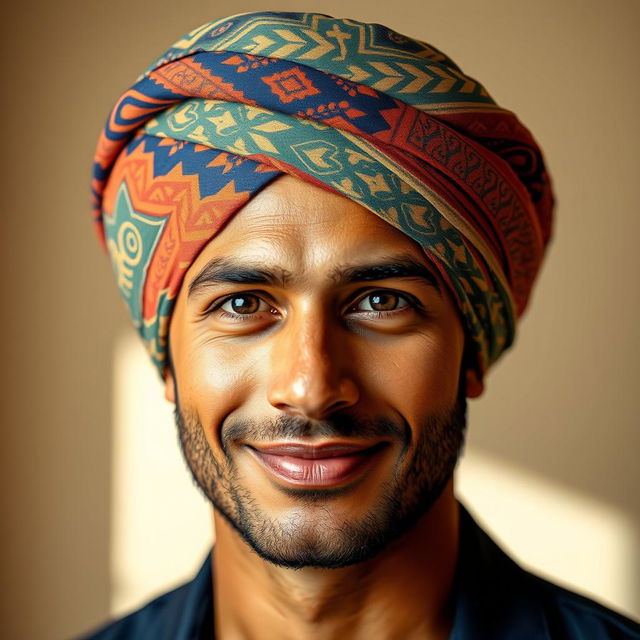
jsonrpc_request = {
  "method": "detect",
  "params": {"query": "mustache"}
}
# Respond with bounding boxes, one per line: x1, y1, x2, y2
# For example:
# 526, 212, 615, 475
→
222, 413, 408, 451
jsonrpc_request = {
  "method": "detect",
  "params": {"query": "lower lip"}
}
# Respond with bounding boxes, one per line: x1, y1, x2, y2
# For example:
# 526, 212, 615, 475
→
250, 447, 384, 488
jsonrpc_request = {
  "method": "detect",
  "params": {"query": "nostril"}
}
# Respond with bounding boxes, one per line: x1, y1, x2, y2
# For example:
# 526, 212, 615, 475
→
326, 399, 353, 414
272, 402, 297, 414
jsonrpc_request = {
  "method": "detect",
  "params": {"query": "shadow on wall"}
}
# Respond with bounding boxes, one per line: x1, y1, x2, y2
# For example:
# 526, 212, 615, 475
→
0, 0, 638, 638
109, 329, 640, 620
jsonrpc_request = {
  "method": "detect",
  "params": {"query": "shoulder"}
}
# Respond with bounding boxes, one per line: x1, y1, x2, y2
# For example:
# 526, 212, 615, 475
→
523, 570, 640, 640
79, 582, 190, 639
455, 504, 640, 640
77, 554, 213, 640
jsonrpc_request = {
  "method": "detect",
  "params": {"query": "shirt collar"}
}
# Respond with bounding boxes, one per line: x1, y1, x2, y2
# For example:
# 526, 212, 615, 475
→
449, 503, 550, 639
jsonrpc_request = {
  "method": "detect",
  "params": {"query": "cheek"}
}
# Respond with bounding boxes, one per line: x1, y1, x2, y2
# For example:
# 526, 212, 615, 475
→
356, 328, 463, 418
177, 336, 266, 436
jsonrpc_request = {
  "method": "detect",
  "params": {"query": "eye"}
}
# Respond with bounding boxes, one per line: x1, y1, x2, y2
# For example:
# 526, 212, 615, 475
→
211, 293, 275, 319
352, 291, 411, 313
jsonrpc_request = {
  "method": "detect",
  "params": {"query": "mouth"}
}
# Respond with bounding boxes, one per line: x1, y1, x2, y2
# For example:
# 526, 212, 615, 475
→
246, 441, 389, 488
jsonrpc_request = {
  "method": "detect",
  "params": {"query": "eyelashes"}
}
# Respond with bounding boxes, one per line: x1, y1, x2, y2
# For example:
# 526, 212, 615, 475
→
205, 292, 276, 323
350, 291, 411, 313
204, 289, 425, 324
217, 293, 273, 316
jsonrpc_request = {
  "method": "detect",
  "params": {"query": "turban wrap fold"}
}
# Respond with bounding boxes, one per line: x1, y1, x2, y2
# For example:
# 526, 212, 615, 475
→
92, 11, 554, 378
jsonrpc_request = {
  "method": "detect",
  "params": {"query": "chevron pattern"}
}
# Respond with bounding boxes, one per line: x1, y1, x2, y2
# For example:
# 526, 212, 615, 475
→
148, 12, 494, 109
94, 11, 554, 377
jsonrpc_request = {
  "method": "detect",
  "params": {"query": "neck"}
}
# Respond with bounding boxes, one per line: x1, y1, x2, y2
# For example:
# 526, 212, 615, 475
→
212, 480, 460, 640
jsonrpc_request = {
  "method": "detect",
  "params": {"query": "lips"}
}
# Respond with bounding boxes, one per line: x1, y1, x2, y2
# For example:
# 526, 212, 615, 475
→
248, 441, 387, 488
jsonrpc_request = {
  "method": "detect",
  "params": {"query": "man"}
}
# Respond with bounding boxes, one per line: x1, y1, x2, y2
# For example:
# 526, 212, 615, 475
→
85, 11, 639, 639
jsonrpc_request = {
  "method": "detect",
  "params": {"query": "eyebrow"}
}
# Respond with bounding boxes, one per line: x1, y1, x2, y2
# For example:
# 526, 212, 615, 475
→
328, 255, 440, 292
188, 253, 440, 299
188, 258, 292, 297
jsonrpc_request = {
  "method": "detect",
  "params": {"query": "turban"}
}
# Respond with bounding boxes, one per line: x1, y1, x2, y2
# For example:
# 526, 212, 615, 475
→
92, 11, 553, 378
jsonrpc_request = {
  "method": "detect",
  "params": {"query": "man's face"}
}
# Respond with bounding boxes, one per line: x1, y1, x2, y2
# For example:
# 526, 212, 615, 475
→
166, 175, 477, 569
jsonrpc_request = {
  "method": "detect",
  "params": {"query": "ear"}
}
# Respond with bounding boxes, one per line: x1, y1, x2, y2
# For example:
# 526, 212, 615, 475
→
465, 368, 484, 399
164, 366, 176, 404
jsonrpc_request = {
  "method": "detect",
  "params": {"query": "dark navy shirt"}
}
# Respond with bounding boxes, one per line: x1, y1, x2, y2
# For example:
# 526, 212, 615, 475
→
81, 505, 640, 639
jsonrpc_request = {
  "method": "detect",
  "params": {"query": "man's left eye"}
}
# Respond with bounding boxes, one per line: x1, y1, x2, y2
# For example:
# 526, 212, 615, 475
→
354, 292, 410, 313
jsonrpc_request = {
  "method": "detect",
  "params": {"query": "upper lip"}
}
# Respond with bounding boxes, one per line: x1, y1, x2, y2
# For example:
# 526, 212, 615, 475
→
247, 441, 386, 459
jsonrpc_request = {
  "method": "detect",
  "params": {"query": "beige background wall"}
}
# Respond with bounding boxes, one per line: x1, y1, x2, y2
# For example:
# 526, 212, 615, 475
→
1, 1, 638, 637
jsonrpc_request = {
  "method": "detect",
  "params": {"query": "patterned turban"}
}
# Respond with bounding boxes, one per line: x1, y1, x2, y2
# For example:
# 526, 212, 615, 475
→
92, 11, 553, 378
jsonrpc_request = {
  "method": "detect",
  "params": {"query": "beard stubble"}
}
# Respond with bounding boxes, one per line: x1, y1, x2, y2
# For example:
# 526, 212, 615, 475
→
174, 385, 467, 569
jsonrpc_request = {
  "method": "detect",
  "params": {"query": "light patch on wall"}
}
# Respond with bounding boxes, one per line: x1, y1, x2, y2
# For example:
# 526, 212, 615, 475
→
111, 329, 212, 618
457, 450, 638, 618
111, 328, 638, 620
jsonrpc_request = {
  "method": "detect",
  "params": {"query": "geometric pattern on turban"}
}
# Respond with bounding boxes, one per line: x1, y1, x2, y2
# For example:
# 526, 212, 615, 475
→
93, 11, 554, 377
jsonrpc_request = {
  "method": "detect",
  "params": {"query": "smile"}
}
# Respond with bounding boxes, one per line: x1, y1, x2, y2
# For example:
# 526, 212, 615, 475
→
247, 441, 388, 488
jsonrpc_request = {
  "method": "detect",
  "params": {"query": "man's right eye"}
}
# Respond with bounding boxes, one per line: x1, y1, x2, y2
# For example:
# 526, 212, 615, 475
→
219, 294, 264, 315
206, 293, 278, 322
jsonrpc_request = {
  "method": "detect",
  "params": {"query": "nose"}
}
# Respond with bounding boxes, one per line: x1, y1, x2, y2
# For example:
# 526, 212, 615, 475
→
267, 309, 359, 420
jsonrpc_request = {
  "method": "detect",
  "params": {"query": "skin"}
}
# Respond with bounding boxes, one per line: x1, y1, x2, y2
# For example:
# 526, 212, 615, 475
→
165, 175, 483, 639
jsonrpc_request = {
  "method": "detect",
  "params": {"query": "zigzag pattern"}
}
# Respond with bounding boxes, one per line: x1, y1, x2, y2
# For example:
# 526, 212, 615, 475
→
144, 97, 538, 313
141, 99, 514, 369
102, 135, 280, 370
93, 11, 554, 376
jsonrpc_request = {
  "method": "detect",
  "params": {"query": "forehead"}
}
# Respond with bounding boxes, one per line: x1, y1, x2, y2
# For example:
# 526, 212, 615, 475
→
185, 175, 430, 280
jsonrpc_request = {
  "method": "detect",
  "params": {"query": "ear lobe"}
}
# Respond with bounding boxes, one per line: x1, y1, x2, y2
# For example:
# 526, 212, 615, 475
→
465, 369, 484, 399
164, 367, 176, 404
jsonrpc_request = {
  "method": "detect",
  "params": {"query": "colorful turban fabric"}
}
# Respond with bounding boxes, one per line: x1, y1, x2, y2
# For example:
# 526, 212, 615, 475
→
93, 11, 553, 378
